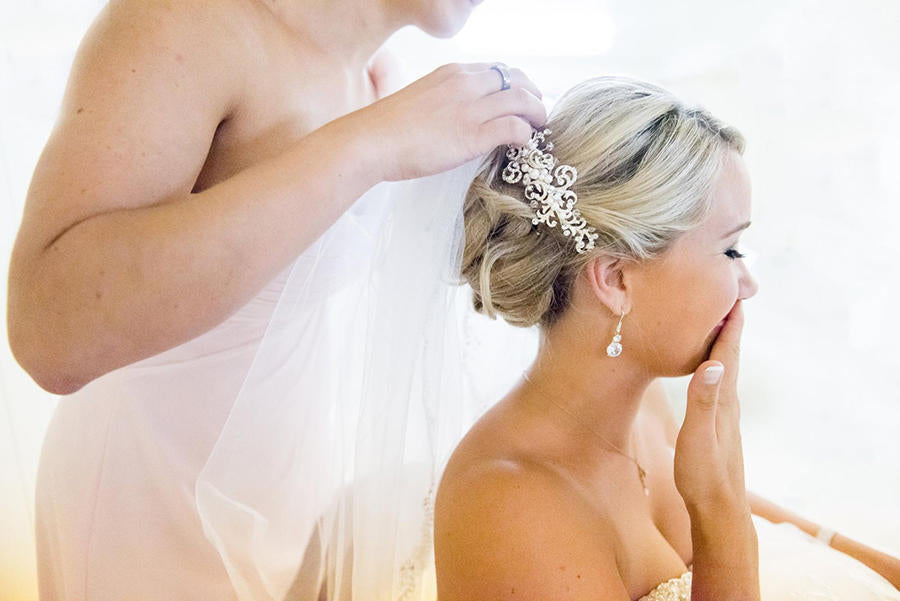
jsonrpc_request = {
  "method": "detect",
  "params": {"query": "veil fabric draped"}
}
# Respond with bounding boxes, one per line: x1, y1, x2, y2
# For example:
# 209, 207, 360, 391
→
194, 157, 539, 601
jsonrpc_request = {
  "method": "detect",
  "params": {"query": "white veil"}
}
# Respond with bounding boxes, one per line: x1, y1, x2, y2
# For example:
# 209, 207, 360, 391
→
195, 157, 538, 601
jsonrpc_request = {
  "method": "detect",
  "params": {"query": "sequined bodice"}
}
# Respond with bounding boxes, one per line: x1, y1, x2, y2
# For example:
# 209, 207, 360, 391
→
638, 571, 692, 601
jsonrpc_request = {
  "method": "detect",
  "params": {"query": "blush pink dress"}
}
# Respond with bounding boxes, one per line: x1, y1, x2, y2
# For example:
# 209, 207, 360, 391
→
34, 263, 292, 601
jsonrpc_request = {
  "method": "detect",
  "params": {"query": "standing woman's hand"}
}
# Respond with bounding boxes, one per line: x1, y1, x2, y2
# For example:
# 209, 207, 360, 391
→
674, 300, 761, 600
343, 62, 547, 182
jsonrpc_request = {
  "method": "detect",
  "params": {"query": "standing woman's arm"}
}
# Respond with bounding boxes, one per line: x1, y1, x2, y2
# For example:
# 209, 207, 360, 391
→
7, 0, 374, 394
8, 1, 250, 394
6, 1, 546, 395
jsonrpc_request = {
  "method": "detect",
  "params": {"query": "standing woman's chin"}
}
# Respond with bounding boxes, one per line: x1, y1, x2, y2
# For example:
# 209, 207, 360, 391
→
417, 0, 478, 38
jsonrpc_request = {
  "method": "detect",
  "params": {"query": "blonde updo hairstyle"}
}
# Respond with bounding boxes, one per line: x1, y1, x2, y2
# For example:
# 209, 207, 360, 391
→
461, 75, 746, 329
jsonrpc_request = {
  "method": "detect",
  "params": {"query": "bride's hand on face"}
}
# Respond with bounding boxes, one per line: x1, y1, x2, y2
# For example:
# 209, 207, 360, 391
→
347, 62, 547, 182
674, 300, 750, 519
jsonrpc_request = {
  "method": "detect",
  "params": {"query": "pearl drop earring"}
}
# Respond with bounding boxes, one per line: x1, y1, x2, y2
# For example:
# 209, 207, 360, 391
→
606, 310, 626, 357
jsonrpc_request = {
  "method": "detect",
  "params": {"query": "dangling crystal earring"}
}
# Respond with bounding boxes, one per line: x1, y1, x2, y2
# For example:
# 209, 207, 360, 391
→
606, 309, 626, 357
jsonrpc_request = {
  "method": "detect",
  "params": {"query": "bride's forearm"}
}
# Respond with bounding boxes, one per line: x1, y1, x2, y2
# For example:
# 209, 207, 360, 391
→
749, 491, 900, 590
689, 508, 761, 601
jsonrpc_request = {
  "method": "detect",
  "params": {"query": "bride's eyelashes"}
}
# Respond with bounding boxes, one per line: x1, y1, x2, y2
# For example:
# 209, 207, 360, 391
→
724, 248, 746, 260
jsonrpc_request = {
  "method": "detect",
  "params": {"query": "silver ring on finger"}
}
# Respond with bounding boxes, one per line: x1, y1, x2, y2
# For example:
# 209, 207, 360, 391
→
490, 62, 511, 92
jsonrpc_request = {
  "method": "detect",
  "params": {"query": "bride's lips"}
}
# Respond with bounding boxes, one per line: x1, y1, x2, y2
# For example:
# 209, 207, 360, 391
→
715, 303, 740, 332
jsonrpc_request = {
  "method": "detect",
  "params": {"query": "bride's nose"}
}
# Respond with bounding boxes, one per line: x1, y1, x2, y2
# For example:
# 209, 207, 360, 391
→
739, 263, 759, 300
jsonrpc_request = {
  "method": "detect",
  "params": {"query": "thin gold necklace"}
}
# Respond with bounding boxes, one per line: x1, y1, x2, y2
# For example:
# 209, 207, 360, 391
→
521, 371, 649, 496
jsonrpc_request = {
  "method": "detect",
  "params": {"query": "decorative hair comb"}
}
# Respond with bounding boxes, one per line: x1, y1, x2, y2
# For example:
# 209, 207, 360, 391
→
501, 128, 599, 254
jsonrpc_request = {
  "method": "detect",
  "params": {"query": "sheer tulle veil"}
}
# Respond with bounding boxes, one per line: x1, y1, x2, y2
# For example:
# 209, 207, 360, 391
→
194, 157, 538, 600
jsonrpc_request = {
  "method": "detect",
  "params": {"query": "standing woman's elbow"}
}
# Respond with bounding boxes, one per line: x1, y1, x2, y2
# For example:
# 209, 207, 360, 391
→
6, 264, 87, 396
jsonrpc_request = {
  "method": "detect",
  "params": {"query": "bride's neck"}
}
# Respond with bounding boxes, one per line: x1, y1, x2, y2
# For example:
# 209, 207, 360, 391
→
523, 320, 655, 457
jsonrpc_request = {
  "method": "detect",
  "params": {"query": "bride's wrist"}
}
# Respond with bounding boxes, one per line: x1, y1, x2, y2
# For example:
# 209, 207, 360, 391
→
690, 505, 757, 555
685, 492, 751, 529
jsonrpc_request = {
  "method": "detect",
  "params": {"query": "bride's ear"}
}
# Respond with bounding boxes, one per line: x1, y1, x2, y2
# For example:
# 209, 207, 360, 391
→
583, 254, 631, 316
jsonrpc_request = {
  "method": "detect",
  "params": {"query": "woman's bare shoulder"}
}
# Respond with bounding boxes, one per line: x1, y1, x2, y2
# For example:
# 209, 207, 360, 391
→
434, 453, 630, 600
104, 0, 267, 47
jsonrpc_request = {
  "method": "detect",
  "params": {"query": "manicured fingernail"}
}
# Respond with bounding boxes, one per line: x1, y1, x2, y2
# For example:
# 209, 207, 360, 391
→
704, 365, 724, 384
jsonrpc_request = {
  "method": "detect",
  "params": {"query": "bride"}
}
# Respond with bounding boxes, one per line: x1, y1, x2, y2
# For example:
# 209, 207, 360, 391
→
432, 76, 900, 600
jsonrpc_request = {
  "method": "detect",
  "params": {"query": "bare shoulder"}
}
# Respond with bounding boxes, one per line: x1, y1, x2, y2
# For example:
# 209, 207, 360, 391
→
100, 0, 264, 59
434, 456, 631, 601
12, 0, 265, 256
61, 0, 268, 128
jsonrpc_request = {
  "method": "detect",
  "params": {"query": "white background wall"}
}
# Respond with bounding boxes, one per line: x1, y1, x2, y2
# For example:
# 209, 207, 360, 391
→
2, 1, 899, 599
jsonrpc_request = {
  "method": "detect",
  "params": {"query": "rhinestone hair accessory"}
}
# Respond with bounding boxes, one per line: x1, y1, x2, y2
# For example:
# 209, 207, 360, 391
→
501, 128, 599, 254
